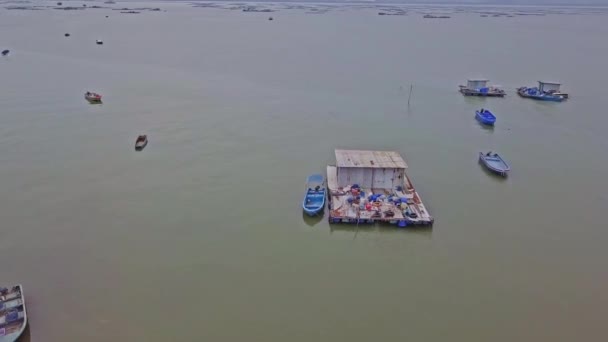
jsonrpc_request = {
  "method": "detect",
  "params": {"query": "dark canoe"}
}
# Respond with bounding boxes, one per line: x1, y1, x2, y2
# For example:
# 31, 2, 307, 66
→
0, 285, 27, 342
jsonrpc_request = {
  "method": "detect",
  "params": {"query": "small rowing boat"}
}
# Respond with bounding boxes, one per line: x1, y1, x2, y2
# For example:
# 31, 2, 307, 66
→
302, 174, 326, 216
479, 151, 510, 177
135, 135, 148, 151
475, 108, 496, 126
85, 91, 102, 103
0, 285, 27, 342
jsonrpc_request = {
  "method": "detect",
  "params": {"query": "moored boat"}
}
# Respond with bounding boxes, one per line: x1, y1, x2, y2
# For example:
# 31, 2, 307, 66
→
517, 81, 567, 102
459, 79, 505, 97
96, 39, 103, 45
475, 108, 496, 126
479, 151, 510, 176
1, 50, 9, 56
84, 91, 102, 103
0, 285, 27, 342
135, 135, 148, 151
302, 174, 326, 216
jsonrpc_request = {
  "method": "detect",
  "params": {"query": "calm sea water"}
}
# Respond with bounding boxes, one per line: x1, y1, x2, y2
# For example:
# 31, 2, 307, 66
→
2, 2, 608, 341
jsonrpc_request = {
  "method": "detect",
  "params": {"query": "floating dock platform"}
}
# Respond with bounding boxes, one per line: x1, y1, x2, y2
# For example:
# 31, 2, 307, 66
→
327, 150, 433, 227
459, 79, 506, 97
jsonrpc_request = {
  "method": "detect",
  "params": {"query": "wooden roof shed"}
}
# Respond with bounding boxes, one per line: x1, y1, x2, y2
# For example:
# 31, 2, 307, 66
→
334, 150, 407, 190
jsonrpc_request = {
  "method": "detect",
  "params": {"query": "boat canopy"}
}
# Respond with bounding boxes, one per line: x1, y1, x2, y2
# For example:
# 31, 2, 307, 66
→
466, 79, 489, 89
538, 81, 561, 92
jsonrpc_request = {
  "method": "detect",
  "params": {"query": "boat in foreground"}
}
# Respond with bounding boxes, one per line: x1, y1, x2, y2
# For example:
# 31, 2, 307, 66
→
475, 108, 496, 126
85, 91, 102, 103
517, 81, 567, 102
0, 285, 27, 342
479, 151, 510, 176
302, 174, 326, 216
135, 135, 148, 151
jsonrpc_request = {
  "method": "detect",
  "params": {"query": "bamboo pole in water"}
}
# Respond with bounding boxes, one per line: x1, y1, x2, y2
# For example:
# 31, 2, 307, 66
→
407, 84, 413, 106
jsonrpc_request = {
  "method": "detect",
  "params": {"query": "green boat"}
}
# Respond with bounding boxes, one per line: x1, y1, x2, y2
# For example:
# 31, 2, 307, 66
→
0, 285, 27, 342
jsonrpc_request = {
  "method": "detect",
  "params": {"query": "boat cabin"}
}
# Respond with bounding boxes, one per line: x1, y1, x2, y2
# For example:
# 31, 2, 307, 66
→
538, 81, 561, 93
466, 79, 489, 90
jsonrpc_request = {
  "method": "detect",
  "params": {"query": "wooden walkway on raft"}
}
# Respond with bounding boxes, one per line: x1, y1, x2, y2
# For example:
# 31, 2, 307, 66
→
326, 166, 434, 227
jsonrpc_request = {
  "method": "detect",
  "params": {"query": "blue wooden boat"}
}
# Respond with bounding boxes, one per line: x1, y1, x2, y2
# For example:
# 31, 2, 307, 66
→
479, 152, 510, 176
302, 174, 326, 216
0, 285, 27, 342
517, 82, 567, 102
475, 108, 496, 126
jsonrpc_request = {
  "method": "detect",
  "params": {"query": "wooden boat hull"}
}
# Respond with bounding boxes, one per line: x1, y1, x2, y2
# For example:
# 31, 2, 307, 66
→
0, 285, 27, 342
479, 152, 510, 177
303, 174, 326, 216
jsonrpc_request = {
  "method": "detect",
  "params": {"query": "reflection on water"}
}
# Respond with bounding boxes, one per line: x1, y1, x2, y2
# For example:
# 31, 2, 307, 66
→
302, 212, 324, 227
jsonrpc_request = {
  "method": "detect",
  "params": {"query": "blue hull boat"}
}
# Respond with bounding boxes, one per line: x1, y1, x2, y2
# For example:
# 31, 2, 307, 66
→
302, 174, 326, 216
475, 109, 496, 126
479, 152, 510, 176
517, 87, 565, 102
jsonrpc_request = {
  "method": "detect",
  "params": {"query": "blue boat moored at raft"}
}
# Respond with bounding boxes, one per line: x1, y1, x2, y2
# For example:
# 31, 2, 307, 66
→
517, 81, 568, 102
475, 108, 496, 126
0, 285, 28, 342
479, 151, 511, 177
302, 174, 326, 216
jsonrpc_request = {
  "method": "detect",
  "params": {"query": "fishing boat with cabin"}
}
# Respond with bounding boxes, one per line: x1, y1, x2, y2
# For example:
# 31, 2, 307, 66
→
0, 285, 27, 342
327, 150, 433, 227
459, 79, 506, 97
517, 81, 568, 102
302, 174, 326, 216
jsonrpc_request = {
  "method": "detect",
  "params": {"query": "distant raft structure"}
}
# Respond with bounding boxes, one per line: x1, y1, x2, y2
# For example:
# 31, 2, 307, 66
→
327, 150, 433, 227
517, 81, 568, 102
459, 79, 506, 97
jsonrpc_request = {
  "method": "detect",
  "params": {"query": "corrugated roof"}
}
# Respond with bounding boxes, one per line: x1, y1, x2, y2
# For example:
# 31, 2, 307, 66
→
538, 81, 561, 85
335, 150, 408, 169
